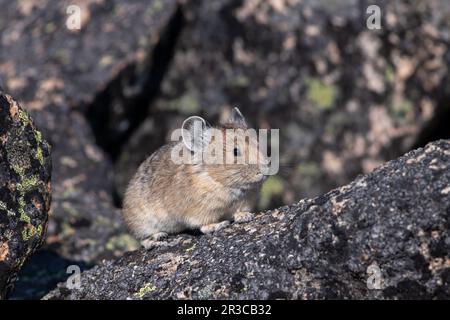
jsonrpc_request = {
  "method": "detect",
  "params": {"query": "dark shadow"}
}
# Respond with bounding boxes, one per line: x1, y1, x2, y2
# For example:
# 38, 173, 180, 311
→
7, 250, 92, 300
412, 98, 450, 149
86, 6, 185, 161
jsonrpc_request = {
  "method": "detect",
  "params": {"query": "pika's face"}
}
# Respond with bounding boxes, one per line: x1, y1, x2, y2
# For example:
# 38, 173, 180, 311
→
202, 126, 268, 190
182, 107, 270, 191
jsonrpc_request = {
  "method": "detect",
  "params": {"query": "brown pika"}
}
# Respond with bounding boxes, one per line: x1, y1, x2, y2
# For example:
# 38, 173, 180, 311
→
122, 108, 269, 249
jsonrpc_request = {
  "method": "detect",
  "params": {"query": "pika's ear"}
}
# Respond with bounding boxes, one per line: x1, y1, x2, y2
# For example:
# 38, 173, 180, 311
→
226, 107, 247, 128
182, 116, 211, 153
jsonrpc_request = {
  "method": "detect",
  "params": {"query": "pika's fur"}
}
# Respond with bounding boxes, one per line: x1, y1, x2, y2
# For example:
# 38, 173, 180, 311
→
122, 108, 268, 249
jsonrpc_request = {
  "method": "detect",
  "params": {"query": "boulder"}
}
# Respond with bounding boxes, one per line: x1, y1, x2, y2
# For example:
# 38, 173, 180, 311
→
0, 0, 181, 299
0, 0, 180, 265
45, 140, 450, 299
0, 92, 51, 299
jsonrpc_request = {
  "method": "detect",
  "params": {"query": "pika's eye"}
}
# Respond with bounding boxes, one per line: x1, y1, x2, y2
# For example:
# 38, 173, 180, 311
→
233, 147, 240, 157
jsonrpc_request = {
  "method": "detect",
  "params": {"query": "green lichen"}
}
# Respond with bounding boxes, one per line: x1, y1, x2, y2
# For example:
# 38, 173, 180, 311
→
297, 162, 320, 178
22, 228, 30, 241
18, 197, 31, 223
17, 175, 39, 192
146, 0, 163, 16
35, 130, 42, 143
22, 224, 37, 241
95, 215, 113, 226
186, 244, 196, 252
45, 22, 56, 34
106, 234, 139, 252
305, 77, 338, 110
35, 147, 44, 165
34, 131, 49, 166
3, 102, 47, 244
19, 208, 30, 223
16, 175, 41, 224
259, 176, 284, 208
168, 92, 200, 113
12, 163, 25, 175
60, 222, 75, 237
18, 108, 30, 125
229, 74, 250, 88
385, 65, 395, 83
37, 224, 44, 237
152, 0, 163, 12
135, 283, 156, 298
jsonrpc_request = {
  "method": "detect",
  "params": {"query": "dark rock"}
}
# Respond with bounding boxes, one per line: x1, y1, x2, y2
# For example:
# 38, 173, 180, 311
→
0, 0, 180, 264
115, 0, 450, 209
0, 0, 180, 299
45, 140, 450, 299
0, 92, 51, 299
7, 250, 91, 300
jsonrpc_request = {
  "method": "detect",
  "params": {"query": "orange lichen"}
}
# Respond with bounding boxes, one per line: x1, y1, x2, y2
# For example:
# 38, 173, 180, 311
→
0, 242, 9, 261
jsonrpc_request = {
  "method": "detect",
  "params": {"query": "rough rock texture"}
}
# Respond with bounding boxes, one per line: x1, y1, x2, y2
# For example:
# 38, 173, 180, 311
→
0, 0, 180, 264
45, 140, 450, 300
0, 92, 51, 299
115, 0, 450, 209
0, 0, 182, 299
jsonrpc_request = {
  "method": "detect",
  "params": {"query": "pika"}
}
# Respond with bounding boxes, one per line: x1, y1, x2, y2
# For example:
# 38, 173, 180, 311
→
122, 108, 268, 249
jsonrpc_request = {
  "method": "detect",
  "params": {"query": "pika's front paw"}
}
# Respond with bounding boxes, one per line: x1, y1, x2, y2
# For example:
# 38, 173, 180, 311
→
152, 232, 168, 241
233, 211, 254, 223
140, 232, 169, 249
200, 220, 230, 234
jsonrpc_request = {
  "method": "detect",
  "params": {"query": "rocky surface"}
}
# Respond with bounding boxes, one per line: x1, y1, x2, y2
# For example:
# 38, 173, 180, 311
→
0, 0, 181, 265
0, 0, 182, 299
2, 0, 450, 300
0, 92, 52, 299
45, 140, 450, 300
115, 0, 450, 210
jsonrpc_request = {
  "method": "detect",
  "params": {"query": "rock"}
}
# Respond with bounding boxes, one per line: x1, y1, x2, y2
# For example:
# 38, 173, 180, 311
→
0, 0, 180, 266
0, 0, 181, 299
115, 0, 450, 209
45, 140, 450, 300
0, 92, 51, 299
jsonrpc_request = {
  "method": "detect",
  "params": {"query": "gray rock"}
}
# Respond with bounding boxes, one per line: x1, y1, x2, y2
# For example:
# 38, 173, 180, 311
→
0, 0, 180, 263
0, 0, 181, 299
45, 140, 450, 299
0, 92, 52, 299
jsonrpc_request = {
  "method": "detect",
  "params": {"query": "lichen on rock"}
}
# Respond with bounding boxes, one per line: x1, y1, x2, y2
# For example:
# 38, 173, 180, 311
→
0, 92, 52, 299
